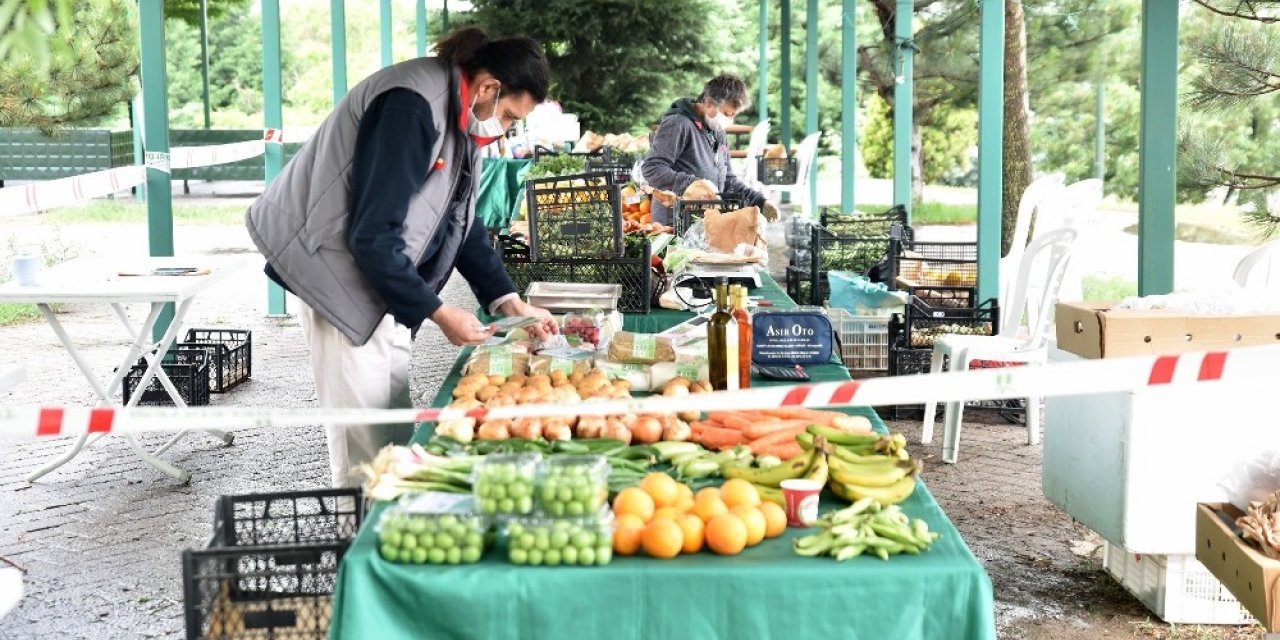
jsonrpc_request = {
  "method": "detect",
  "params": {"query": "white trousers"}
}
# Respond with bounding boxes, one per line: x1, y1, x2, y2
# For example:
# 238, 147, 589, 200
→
298, 302, 415, 487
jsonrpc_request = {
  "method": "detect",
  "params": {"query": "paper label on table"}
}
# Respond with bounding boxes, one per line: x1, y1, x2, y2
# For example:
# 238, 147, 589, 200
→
549, 358, 575, 375
625, 194, 642, 206
632, 335, 657, 361
488, 351, 513, 376
676, 363, 702, 380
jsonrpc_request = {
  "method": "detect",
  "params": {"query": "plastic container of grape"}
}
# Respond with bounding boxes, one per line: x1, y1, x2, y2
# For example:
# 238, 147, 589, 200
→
375, 493, 489, 565
472, 453, 543, 518
502, 509, 615, 567
534, 455, 610, 517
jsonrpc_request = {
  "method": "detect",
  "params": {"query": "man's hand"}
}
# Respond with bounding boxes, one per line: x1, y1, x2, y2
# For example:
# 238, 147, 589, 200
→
431, 305, 494, 346
496, 298, 558, 339
762, 200, 780, 221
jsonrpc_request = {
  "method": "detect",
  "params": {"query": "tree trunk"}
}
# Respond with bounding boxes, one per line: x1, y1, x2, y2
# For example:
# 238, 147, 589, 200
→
1001, 0, 1033, 258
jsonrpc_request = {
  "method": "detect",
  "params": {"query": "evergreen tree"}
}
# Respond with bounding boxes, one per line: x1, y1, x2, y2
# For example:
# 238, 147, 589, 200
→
0, 0, 139, 133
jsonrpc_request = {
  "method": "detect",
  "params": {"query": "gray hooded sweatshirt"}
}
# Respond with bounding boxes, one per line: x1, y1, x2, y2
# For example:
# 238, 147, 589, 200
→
641, 98, 766, 225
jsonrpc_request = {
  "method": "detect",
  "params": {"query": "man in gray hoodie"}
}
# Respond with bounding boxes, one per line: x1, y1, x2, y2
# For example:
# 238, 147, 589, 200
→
642, 75, 778, 227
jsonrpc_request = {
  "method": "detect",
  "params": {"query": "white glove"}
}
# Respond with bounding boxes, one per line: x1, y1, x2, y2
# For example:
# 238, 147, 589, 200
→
762, 201, 780, 221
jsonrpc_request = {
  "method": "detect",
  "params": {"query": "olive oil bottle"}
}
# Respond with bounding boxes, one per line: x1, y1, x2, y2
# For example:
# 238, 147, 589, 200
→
732, 286, 752, 388
708, 277, 739, 391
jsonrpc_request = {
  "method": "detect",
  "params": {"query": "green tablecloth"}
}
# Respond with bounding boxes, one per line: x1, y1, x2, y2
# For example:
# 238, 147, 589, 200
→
329, 275, 996, 640
476, 157, 532, 230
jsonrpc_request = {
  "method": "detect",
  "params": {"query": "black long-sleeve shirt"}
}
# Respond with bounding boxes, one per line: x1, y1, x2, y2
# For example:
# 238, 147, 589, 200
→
265, 88, 517, 328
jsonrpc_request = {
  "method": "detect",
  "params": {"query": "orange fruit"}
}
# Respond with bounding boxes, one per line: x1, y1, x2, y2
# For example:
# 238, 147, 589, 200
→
640, 198, 651, 215
720, 478, 762, 509
692, 489, 729, 523
641, 518, 685, 559
674, 496, 696, 513
731, 505, 767, 546
639, 472, 681, 508
652, 506, 685, 521
613, 487, 655, 523
705, 513, 748, 555
760, 502, 788, 538
613, 514, 646, 556
677, 513, 705, 553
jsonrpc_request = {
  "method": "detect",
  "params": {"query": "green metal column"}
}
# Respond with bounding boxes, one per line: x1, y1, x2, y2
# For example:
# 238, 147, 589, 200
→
443, 0, 450, 31
1138, 0, 1178, 296
131, 97, 145, 202
199, 0, 211, 129
331, 0, 347, 104
780, 0, 792, 152
758, 0, 768, 124
416, 0, 428, 57
892, 0, 913, 220
380, 0, 393, 67
139, 0, 175, 340
841, 0, 856, 214
264, 0, 287, 316
976, 0, 1005, 303
805, 0, 820, 213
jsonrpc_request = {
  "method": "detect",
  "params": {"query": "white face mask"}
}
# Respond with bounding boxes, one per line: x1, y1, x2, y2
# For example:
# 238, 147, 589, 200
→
709, 111, 733, 132
468, 85, 506, 138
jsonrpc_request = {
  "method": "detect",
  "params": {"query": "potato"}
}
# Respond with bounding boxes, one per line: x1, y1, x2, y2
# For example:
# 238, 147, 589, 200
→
576, 415, 605, 439
507, 374, 528, 385
450, 398, 482, 410
460, 374, 489, 387
516, 387, 545, 405
662, 383, 689, 397
485, 393, 515, 408
569, 371, 586, 385
487, 374, 507, 386
528, 374, 551, 387
452, 386, 478, 400
510, 418, 543, 440
577, 377, 606, 396
549, 370, 568, 384
477, 420, 511, 440
500, 381, 523, 396
475, 385, 499, 402
611, 379, 632, 392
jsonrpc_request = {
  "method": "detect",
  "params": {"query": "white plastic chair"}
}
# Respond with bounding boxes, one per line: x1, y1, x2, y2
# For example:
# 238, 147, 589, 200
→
1233, 238, 1280, 287
740, 120, 771, 186
920, 227, 1079, 463
1000, 175, 1066, 309
765, 131, 822, 219
1026, 178, 1104, 327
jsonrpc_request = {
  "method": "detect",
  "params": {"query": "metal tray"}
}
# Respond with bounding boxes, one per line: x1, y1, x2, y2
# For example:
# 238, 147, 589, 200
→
525, 282, 622, 311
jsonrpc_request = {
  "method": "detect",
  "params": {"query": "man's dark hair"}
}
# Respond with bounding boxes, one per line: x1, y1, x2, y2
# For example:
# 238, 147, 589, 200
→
698, 74, 751, 111
436, 26, 550, 103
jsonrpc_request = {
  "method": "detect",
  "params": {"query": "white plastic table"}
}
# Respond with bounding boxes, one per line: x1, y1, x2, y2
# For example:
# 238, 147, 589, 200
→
0, 257, 245, 483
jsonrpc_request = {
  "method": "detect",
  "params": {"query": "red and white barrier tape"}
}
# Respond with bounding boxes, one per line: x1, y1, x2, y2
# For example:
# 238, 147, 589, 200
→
3, 344, 1279, 441
0, 165, 147, 217
169, 139, 266, 170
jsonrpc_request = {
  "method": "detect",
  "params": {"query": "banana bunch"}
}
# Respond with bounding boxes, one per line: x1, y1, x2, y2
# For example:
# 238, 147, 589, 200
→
794, 498, 941, 561
652, 441, 752, 480
721, 437, 831, 507
798, 425, 918, 507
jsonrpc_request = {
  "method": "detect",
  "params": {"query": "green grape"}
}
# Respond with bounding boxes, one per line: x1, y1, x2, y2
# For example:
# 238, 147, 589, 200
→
507, 522, 525, 537
462, 546, 482, 564
510, 548, 528, 565
438, 515, 459, 529
595, 547, 612, 565
550, 530, 570, 549
562, 546, 579, 565
540, 486, 557, 503
550, 503, 565, 517
446, 547, 462, 565
492, 484, 508, 501
382, 530, 402, 548
572, 531, 594, 549
481, 498, 497, 513
400, 533, 418, 550
534, 532, 550, 551
545, 549, 561, 566
573, 485, 594, 502
579, 547, 596, 566
510, 483, 528, 499
411, 547, 429, 564
567, 502, 584, 516
436, 533, 456, 549
465, 532, 484, 549
516, 496, 533, 514
528, 549, 544, 565
417, 533, 434, 549
519, 533, 535, 550
380, 543, 398, 560
498, 498, 516, 513
398, 549, 415, 564
428, 548, 446, 564
406, 517, 427, 535
557, 487, 574, 502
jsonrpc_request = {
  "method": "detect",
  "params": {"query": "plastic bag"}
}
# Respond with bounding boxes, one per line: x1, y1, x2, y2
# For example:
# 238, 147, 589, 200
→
828, 271, 906, 315
1221, 449, 1280, 511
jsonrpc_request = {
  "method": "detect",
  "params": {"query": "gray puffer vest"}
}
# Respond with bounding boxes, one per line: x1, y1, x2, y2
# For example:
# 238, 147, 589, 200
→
246, 57, 478, 346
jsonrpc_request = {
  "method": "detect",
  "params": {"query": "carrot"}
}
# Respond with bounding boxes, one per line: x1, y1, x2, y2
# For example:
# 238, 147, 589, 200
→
746, 425, 809, 454
695, 425, 749, 450
760, 408, 872, 432
707, 412, 773, 432
689, 421, 709, 437
751, 441, 805, 460
742, 419, 812, 441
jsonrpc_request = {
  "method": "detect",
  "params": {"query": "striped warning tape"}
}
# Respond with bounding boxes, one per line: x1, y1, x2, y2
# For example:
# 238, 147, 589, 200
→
3, 343, 1278, 440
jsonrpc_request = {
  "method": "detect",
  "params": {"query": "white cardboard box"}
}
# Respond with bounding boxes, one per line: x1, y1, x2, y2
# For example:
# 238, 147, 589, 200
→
1042, 349, 1273, 555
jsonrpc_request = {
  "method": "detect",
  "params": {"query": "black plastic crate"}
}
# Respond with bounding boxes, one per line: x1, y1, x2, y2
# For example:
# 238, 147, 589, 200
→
585, 149, 641, 186
525, 172, 623, 261
890, 296, 999, 350
758, 156, 798, 185
180, 329, 251, 393
889, 234, 978, 291
123, 348, 210, 407
501, 235, 660, 313
673, 196, 748, 238
819, 204, 909, 232
785, 265, 820, 306
885, 343, 1025, 421
182, 489, 363, 640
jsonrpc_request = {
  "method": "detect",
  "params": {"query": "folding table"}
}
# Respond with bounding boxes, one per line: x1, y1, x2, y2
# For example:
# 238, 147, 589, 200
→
0, 257, 245, 483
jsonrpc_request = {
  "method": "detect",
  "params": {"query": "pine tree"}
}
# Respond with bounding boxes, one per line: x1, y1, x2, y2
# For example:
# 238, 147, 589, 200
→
0, 0, 139, 134
1179, 0, 1280, 237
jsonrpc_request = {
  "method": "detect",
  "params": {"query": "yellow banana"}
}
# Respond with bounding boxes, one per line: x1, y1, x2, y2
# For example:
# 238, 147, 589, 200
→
829, 446, 901, 467
802, 453, 829, 486
831, 461, 913, 488
836, 476, 917, 506
805, 424, 881, 448
723, 449, 815, 487
753, 483, 786, 507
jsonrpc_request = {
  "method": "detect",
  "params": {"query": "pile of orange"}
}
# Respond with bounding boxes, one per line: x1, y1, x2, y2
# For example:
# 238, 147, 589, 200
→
612, 474, 788, 559
622, 194, 652, 225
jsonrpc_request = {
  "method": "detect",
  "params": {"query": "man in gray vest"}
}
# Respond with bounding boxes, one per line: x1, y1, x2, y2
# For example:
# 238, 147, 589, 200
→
246, 27, 556, 487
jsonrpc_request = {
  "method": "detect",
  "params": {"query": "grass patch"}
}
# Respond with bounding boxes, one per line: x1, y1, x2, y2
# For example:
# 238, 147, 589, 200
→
1120, 221, 1255, 246
0, 303, 40, 326
38, 200, 247, 225
855, 202, 976, 225
1083, 274, 1137, 302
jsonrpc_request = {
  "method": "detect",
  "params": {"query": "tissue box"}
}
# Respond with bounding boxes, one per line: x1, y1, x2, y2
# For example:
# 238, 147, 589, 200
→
1055, 301, 1280, 359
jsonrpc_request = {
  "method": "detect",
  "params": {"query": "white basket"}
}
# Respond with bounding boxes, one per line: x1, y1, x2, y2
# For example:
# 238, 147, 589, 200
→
829, 308, 890, 373
1103, 541, 1255, 625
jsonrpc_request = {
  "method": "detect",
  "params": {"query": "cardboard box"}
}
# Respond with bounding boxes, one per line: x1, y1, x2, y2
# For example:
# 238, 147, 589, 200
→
1196, 502, 1280, 631
1055, 301, 1280, 359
